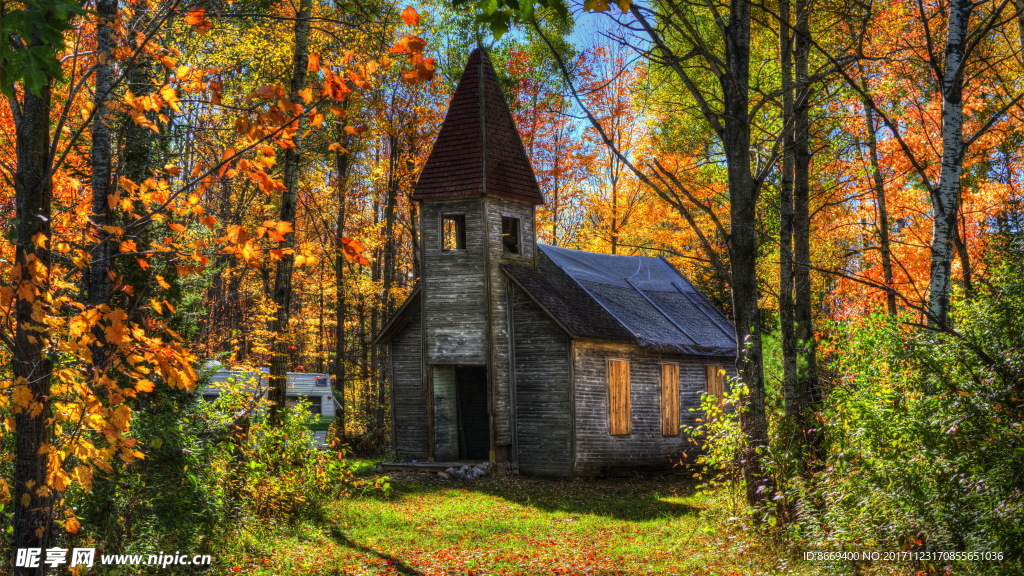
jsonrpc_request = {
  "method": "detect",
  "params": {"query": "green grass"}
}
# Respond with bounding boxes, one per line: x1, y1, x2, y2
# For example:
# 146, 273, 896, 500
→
219, 465, 823, 575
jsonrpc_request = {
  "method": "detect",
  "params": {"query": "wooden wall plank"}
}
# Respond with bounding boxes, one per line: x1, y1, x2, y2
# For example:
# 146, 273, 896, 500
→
572, 339, 735, 476
391, 311, 428, 459
510, 284, 572, 477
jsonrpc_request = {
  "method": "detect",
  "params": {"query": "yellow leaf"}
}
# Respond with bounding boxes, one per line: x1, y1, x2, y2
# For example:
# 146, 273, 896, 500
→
21, 493, 31, 507
155, 275, 171, 290
583, 0, 612, 10
32, 233, 47, 248
135, 379, 155, 393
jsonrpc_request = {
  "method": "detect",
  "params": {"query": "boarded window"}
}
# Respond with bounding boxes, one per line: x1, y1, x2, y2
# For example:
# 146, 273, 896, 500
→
705, 365, 725, 405
661, 364, 680, 436
442, 215, 466, 251
502, 216, 520, 254
607, 359, 631, 435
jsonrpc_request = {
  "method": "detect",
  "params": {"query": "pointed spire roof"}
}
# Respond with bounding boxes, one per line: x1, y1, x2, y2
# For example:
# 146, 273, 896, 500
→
411, 48, 545, 205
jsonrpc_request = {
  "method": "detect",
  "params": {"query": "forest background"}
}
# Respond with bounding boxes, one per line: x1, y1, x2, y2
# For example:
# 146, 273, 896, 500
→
1, 0, 1023, 573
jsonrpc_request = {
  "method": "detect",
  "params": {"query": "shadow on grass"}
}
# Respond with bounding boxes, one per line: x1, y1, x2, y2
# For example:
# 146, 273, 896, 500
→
329, 527, 425, 576
376, 472, 702, 522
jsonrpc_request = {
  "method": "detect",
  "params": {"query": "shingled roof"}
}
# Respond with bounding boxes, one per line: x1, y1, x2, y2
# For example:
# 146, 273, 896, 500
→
411, 48, 545, 205
504, 245, 737, 357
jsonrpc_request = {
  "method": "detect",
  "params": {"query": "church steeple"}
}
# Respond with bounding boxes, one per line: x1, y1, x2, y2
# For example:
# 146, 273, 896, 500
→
411, 48, 545, 205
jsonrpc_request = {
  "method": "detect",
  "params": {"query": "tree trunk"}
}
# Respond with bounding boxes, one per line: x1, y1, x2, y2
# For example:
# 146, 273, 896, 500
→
863, 104, 898, 315
11, 61, 56, 576
87, 0, 117, 313
268, 0, 311, 422
926, 0, 972, 327
383, 134, 400, 314
792, 0, 821, 460
779, 0, 799, 450
723, 0, 772, 509
334, 140, 350, 438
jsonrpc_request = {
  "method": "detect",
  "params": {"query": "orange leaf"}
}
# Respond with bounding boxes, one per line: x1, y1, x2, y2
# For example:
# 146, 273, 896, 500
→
184, 8, 213, 33
64, 516, 81, 534
401, 6, 420, 26
168, 222, 186, 232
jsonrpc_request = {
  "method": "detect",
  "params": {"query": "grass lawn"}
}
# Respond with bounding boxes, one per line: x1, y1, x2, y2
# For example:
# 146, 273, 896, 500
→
222, 462, 822, 576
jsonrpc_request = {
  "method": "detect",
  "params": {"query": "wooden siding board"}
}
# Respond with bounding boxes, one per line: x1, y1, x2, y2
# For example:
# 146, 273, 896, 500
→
421, 198, 488, 365
391, 311, 428, 459
485, 197, 537, 449
572, 340, 734, 476
511, 284, 572, 477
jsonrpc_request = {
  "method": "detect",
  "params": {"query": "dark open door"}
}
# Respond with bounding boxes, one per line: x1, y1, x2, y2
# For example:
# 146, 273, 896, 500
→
456, 366, 490, 460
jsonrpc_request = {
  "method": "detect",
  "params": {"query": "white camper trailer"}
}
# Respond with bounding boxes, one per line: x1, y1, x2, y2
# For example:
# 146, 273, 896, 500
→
203, 368, 337, 446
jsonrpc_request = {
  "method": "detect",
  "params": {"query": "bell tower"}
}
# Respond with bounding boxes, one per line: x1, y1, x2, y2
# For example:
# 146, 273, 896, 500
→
410, 48, 545, 462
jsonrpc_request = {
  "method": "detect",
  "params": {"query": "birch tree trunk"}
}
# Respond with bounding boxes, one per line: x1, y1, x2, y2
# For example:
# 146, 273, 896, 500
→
268, 0, 311, 422
927, 0, 972, 327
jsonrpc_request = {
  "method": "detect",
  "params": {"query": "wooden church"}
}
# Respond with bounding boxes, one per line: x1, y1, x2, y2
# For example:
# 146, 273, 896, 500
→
376, 48, 736, 477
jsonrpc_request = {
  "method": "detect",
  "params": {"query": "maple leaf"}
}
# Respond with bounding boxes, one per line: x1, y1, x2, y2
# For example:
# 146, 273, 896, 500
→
184, 8, 214, 33
401, 6, 421, 26
342, 237, 371, 266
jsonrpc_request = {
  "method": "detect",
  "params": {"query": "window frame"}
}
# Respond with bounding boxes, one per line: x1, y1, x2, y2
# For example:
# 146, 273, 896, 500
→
501, 215, 521, 255
440, 213, 466, 251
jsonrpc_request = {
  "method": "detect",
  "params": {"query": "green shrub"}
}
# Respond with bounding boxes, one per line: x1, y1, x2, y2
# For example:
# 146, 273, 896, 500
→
799, 236, 1024, 572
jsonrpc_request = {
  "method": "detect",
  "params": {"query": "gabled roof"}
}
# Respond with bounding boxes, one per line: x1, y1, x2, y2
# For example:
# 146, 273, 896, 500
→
373, 285, 421, 345
411, 48, 545, 205
504, 245, 737, 357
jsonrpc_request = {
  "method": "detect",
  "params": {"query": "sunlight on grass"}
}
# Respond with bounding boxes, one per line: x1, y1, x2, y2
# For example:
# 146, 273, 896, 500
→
221, 470, 824, 575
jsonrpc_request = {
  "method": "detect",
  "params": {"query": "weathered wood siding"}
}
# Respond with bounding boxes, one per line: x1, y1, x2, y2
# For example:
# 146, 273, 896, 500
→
421, 197, 488, 365
510, 283, 572, 477
572, 340, 735, 476
484, 197, 536, 454
391, 311, 427, 459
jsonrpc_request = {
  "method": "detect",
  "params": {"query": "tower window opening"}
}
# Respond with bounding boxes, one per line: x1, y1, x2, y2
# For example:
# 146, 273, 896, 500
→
502, 216, 520, 254
442, 215, 466, 251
